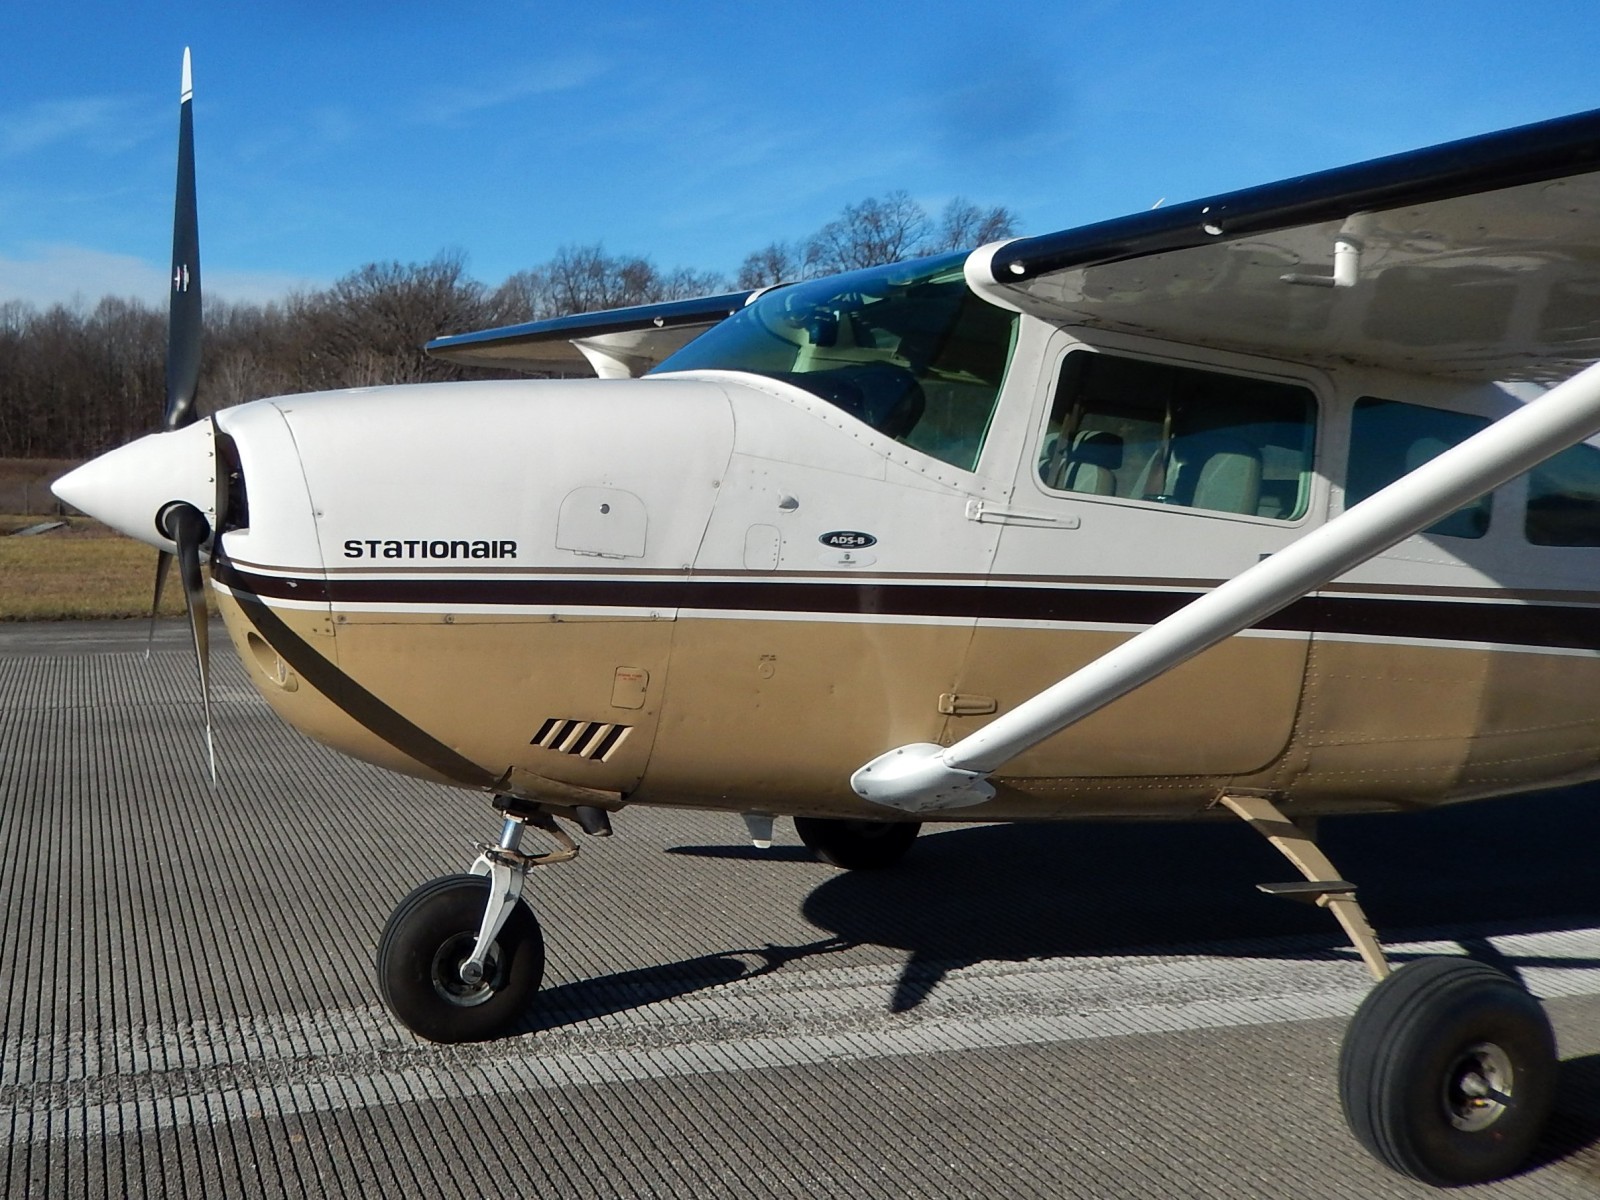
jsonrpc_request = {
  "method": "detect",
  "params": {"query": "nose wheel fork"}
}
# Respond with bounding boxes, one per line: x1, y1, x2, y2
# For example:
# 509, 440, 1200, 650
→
459, 807, 578, 987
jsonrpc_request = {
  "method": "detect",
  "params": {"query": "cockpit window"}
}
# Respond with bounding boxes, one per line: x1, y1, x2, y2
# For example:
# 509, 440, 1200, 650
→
652, 252, 1018, 471
1039, 350, 1317, 520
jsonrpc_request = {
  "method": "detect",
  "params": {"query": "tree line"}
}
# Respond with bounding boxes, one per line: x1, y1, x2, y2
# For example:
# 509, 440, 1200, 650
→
0, 193, 1016, 460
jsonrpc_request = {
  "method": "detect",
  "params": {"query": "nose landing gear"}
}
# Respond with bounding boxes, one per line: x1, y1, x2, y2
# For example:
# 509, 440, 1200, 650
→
376, 798, 579, 1043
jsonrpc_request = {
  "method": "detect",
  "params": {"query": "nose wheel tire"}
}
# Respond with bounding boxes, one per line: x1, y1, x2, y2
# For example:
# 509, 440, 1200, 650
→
794, 817, 920, 870
376, 873, 545, 1043
1338, 956, 1557, 1186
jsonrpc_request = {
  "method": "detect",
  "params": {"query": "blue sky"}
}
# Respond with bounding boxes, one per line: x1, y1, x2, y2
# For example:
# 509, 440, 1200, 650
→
5, 1, 1600, 312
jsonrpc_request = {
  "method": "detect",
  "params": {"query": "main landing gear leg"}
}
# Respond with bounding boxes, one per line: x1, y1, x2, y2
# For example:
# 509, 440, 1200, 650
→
1216, 791, 1388, 980
376, 796, 578, 1043
1218, 790, 1557, 1186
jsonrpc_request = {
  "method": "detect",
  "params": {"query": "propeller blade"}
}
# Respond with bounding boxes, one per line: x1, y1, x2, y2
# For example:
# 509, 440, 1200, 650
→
165, 47, 201, 432
145, 549, 174, 659
166, 502, 215, 784
165, 51, 212, 782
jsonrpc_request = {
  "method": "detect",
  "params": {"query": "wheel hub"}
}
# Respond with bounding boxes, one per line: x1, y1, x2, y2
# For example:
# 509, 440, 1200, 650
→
1444, 1041, 1513, 1131
431, 931, 502, 1007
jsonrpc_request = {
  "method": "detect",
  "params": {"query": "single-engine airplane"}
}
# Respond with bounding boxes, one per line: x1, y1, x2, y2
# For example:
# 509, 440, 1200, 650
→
52, 50, 1600, 1186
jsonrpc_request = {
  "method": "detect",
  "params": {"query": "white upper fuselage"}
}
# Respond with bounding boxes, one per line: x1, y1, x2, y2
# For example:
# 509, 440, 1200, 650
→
205, 339, 1577, 604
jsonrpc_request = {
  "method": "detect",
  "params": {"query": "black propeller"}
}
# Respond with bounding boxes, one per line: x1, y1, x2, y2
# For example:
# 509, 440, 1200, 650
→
165, 46, 201, 434
146, 48, 216, 783
161, 500, 215, 781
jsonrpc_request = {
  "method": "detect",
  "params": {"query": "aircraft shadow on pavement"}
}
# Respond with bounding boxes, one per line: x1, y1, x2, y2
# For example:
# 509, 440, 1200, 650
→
664, 845, 817, 862
788, 783, 1600, 1173
1532, 1052, 1600, 1178
797, 782, 1600, 1011
528, 784, 1600, 1036
522, 786, 1600, 1166
515, 935, 856, 1036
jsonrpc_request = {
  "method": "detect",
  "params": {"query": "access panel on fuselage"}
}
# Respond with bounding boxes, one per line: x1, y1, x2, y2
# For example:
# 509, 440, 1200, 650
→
637, 421, 1003, 815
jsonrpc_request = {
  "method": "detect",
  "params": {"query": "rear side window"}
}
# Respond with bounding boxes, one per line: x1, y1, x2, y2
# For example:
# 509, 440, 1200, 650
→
1039, 350, 1316, 519
1346, 398, 1491, 539
1527, 441, 1600, 546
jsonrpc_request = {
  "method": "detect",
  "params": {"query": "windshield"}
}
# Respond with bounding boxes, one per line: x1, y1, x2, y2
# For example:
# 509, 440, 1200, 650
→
652, 252, 1018, 471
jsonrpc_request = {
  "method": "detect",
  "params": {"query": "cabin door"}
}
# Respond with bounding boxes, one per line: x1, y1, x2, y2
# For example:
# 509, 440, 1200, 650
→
942, 341, 1320, 782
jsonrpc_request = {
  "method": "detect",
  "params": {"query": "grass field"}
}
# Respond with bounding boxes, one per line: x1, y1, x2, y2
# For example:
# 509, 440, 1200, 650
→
0, 458, 188, 620
1, 514, 187, 620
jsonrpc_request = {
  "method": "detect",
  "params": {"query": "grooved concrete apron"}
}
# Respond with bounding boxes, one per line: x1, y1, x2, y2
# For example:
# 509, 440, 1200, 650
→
4, 622, 1600, 1199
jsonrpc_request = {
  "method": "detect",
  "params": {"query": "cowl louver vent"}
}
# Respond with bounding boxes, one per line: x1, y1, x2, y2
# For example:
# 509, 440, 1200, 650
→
530, 718, 631, 761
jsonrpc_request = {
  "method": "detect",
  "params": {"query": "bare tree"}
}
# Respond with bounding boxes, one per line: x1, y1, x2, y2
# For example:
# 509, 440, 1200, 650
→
744, 193, 1023, 285
658, 265, 730, 301
491, 269, 546, 324
929, 198, 1021, 252
492, 246, 729, 320
736, 241, 804, 289
287, 253, 503, 389
542, 244, 653, 314
805, 191, 931, 274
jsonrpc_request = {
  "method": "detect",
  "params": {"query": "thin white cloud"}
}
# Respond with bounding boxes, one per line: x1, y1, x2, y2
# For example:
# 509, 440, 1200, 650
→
0, 244, 161, 308
0, 244, 318, 310
421, 56, 610, 124
307, 105, 361, 145
0, 96, 145, 157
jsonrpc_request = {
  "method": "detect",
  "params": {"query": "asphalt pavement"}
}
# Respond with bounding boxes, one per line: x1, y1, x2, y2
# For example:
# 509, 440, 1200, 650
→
4, 620, 1600, 1198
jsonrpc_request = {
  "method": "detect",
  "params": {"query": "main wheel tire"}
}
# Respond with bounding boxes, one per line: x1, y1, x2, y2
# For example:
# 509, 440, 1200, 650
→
1339, 956, 1557, 1186
793, 817, 920, 870
376, 873, 545, 1043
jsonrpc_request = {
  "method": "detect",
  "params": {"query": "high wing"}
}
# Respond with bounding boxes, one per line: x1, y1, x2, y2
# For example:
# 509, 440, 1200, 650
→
426, 289, 754, 378
968, 107, 1600, 382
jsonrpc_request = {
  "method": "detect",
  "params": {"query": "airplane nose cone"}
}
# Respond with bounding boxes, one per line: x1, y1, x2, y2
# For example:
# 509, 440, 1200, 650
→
52, 420, 217, 550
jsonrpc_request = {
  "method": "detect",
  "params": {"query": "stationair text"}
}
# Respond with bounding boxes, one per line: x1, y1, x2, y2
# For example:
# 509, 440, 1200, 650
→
343, 539, 518, 560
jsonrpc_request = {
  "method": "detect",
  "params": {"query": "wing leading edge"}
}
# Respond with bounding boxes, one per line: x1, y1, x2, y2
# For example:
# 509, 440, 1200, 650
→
969, 107, 1600, 381
425, 290, 753, 378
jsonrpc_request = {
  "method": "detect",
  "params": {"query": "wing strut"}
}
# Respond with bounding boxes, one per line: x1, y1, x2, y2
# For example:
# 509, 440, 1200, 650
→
851, 359, 1600, 813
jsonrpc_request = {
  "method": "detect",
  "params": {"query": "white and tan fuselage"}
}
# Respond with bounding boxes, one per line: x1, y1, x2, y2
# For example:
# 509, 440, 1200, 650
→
196, 328, 1600, 826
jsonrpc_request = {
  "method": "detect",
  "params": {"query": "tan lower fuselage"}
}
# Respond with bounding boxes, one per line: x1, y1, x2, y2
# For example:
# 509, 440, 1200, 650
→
213, 575, 1600, 824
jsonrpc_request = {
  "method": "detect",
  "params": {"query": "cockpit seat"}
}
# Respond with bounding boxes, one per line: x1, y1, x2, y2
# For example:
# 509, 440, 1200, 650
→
1185, 435, 1263, 515
1051, 429, 1124, 495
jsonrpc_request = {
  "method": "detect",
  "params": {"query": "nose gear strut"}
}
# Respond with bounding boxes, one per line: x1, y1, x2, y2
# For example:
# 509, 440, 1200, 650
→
458, 798, 580, 987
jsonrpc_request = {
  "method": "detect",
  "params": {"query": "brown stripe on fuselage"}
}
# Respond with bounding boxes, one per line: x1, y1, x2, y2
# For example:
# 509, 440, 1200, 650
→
210, 559, 1600, 653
